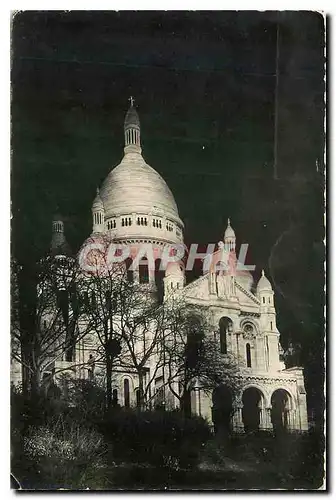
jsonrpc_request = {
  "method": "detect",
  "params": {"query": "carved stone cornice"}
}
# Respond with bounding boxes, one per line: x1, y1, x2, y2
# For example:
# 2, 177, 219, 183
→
239, 311, 260, 318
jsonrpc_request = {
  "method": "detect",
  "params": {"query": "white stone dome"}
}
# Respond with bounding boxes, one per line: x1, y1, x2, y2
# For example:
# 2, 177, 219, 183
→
90, 101, 184, 246
100, 152, 181, 225
165, 261, 184, 277
257, 270, 273, 292
92, 188, 104, 211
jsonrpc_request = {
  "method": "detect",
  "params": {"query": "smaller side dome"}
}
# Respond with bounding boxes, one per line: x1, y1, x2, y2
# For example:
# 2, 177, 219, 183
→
257, 269, 273, 292
92, 188, 104, 211
165, 262, 184, 277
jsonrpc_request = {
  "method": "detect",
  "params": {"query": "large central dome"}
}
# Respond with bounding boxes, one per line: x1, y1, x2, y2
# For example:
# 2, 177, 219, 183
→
90, 101, 184, 246
100, 152, 180, 223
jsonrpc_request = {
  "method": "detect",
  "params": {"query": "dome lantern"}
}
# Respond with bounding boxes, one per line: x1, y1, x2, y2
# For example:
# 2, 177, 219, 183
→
124, 96, 141, 154
224, 218, 236, 252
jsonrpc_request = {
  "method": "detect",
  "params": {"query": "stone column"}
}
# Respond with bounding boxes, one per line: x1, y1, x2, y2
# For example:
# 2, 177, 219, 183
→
232, 404, 244, 433
264, 407, 273, 430
148, 264, 156, 284
287, 409, 297, 430
133, 268, 140, 284
199, 390, 212, 423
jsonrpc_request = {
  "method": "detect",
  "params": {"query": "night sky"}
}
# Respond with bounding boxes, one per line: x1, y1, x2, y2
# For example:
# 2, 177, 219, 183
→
11, 11, 325, 415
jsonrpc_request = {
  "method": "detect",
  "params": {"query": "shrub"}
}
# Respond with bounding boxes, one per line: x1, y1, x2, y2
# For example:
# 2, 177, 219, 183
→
98, 409, 211, 471
65, 379, 106, 423
14, 415, 108, 489
201, 439, 228, 467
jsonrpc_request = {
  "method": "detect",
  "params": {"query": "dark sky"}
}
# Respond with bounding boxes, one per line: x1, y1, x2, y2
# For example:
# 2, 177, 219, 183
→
11, 11, 325, 411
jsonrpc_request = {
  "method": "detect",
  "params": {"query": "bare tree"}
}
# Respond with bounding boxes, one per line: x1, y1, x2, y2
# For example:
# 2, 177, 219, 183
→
78, 246, 127, 410
163, 297, 240, 417
11, 254, 93, 398
80, 236, 170, 410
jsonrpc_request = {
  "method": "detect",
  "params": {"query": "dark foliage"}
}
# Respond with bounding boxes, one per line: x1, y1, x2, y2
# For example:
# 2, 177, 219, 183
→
98, 408, 211, 470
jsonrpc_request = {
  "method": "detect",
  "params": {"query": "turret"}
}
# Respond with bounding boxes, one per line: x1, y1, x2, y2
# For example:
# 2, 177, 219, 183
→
257, 269, 274, 309
51, 214, 71, 257
224, 218, 236, 252
92, 188, 105, 234
163, 262, 185, 298
257, 270, 280, 371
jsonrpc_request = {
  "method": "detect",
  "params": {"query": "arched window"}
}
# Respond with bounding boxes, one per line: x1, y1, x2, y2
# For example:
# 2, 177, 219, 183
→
124, 379, 130, 407
246, 343, 252, 367
270, 321, 273, 330
135, 389, 141, 407
219, 317, 232, 354
263, 297, 265, 304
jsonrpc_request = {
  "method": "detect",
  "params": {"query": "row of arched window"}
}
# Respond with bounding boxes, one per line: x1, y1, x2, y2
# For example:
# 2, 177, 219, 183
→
112, 379, 142, 408
122, 217, 132, 227
53, 221, 63, 233
125, 128, 140, 146
104, 216, 180, 234
137, 216, 148, 226
218, 317, 254, 367
169, 281, 180, 290
93, 213, 103, 225
152, 219, 162, 228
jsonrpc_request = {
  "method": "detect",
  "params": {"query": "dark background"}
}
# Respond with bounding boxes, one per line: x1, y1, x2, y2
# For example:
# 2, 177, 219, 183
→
11, 11, 325, 423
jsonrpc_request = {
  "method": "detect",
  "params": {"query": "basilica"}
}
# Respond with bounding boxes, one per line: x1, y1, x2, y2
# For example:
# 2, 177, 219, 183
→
36, 102, 309, 432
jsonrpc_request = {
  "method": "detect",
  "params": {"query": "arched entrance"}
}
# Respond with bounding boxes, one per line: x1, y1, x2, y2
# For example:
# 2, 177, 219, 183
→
212, 385, 233, 434
271, 389, 292, 433
242, 387, 264, 433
